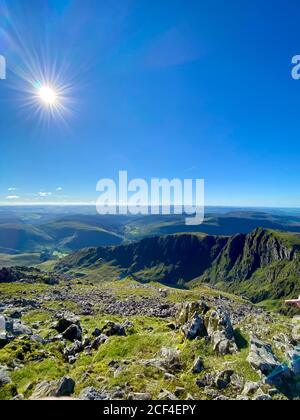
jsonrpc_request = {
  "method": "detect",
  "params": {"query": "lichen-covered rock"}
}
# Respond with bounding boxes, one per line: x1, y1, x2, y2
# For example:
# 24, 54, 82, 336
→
30, 376, 75, 399
144, 347, 183, 373
176, 301, 209, 328
205, 309, 238, 355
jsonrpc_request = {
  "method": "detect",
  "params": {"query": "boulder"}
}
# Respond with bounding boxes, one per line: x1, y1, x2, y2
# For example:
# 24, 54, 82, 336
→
157, 390, 177, 400
12, 321, 32, 337
91, 334, 108, 350
64, 340, 83, 362
128, 392, 152, 400
204, 309, 238, 355
30, 377, 75, 399
176, 302, 208, 328
0, 366, 11, 386
175, 387, 185, 397
247, 335, 280, 376
191, 356, 204, 374
100, 321, 125, 337
55, 377, 75, 397
79, 387, 111, 400
54, 312, 80, 334
62, 324, 82, 342
182, 313, 207, 340
144, 347, 183, 373
214, 370, 234, 390
242, 382, 261, 396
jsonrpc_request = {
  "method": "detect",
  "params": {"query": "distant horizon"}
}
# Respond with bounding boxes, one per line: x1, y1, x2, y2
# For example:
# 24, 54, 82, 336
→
1, 203, 300, 211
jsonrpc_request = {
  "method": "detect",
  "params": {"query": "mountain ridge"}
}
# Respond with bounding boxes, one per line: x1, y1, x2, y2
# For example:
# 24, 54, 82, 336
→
56, 228, 300, 306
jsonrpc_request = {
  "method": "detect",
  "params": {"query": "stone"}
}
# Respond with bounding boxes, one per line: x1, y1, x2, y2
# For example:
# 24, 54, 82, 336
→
79, 387, 110, 400
176, 302, 205, 327
158, 347, 183, 372
30, 376, 75, 399
122, 320, 134, 330
191, 356, 204, 374
92, 328, 102, 337
230, 373, 244, 391
175, 387, 185, 397
55, 377, 75, 397
157, 390, 177, 400
91, 334, 108, 350
205, 309, 238, 355
64, 340, 83, 361
214, 370, 234, 390
54, 312, 80, 334
242, 382, 260, 396
128, 392, 152, 400
182, 312, 207, 340
12, 321, 32, 337
62, 324, 82, 342
159, 289, 168, 298
253, 391, 272, 401
247, 335, 280, 376
0, 366, 11, 386
100, 321, 125, 337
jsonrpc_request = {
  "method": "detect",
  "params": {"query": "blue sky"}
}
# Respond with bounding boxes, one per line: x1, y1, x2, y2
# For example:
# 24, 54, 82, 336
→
0, 0, 300, 206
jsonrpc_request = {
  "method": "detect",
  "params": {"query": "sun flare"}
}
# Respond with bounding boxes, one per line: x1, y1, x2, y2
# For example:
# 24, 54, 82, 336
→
38, 86, 57, 105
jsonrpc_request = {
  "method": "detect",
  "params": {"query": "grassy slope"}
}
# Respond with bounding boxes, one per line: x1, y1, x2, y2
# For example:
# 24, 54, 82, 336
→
0, 224, 53, 253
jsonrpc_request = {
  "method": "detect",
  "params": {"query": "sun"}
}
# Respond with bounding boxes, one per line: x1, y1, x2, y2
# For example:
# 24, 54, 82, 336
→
38, 86, 57, 105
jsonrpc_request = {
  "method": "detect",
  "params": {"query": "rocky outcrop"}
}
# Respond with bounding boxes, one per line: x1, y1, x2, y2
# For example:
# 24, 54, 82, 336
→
247, 335, 280, 376
204, 309, 238, 355
0, 315, 32, 348
30, 377, 75, 399
144, 347, 184, 373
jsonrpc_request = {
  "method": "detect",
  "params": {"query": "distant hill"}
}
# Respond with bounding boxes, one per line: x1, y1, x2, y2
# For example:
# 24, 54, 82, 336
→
0, 224, 53, 253
42, 220, 124, 250
2, 209, 300, 255
56, 228, 300, 308
0, 219, 125, 254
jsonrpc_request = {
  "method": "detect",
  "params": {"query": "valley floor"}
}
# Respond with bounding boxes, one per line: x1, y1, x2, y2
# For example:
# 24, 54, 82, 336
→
0, 278, 299, 400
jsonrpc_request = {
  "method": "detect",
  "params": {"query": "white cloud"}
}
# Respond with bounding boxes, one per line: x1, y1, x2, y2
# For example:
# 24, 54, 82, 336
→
56, 187, 63, 192
8, 187, 17, 191
6, 195, 20, 200
38, 192, 52, 198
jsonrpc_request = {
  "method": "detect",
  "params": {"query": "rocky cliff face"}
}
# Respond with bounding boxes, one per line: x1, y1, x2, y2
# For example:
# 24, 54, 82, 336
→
203, 228, 296, 283
57, 234, 228, 284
